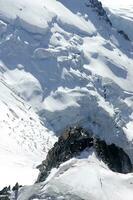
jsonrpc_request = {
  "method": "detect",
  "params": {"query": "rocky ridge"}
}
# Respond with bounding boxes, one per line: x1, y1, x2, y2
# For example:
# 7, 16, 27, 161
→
37, 127, 133, 182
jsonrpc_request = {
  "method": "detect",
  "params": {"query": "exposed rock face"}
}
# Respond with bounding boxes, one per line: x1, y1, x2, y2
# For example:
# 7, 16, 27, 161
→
0, 183, 21, 200
0, 187, 10, 200
95, 139, 132, 174
37, 127, 93, 182
37, 127, 132, 183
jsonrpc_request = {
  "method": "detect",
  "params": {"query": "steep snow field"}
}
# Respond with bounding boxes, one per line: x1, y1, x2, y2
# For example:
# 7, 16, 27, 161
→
0, 79, 56, 187
0, 0, 133, 198
101, 0, 133, 41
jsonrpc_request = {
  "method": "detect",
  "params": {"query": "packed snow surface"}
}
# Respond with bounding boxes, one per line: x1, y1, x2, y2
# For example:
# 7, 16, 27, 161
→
101, 0, 133, 41
18, 150, 133, 200
0, 79, 56, 188
0, 0, 133, 198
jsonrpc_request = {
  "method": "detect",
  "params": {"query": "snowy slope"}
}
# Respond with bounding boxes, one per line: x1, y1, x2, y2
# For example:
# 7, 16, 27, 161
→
0, 0, 96, 35
0, 78, 56, 188
18, 149, 133, 200
101, 0, 133, 41
0, 0, 133, 198
0, 0, 132, 145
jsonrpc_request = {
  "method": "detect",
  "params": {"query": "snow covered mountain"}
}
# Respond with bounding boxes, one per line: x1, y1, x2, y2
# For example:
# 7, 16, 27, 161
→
101, 0, 133, 41
0, 78, 56, 188
0, 0, 133, 199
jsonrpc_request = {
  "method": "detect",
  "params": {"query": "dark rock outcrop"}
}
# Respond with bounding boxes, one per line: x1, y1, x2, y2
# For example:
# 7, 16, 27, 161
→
0, 183, 22, 200
37, 127, 93, 182
95, 139, 132, 174
118, 30, 130, 41
0, 186, 10, 200
37, 127, 132, 183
